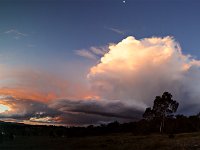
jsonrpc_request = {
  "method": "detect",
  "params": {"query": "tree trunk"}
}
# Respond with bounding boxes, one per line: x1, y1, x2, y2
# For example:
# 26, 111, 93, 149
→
159, 117, 165, 134
162, 117, 165, 133
159, 121, 162, 133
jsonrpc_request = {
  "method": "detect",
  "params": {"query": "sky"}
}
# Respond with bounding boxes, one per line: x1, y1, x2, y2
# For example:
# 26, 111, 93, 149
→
1, 0, 200, 125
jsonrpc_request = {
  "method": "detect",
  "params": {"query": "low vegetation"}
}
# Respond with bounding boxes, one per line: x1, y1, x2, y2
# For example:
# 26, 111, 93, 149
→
0, 132, 200, 150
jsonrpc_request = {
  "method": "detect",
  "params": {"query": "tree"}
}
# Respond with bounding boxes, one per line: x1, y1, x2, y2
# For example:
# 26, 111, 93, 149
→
143, 92, 179, 133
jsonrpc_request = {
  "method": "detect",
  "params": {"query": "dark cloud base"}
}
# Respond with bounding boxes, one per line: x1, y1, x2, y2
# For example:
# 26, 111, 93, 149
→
0, 96, 143, 126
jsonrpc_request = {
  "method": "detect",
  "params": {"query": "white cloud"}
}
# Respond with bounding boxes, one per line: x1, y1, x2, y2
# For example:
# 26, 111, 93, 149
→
88, 36, 200, 114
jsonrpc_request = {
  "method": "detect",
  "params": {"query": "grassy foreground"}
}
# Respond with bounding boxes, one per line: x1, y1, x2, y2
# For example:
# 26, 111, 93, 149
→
0, 132, 200, 150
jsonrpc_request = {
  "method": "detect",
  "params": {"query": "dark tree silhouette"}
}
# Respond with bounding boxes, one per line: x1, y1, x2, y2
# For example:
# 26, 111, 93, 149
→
143, 92, 179, 133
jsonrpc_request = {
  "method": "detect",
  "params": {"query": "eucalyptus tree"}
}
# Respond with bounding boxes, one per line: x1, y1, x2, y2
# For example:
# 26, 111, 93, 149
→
143, 92, 179, 133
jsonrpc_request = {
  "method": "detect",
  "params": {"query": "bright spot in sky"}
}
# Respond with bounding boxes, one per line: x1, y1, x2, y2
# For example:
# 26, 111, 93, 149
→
0, 104, 9, 113
123, 0, 126, 3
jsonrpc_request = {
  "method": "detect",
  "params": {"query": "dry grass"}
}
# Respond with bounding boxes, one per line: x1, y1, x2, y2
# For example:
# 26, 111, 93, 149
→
0, 132, 200, 149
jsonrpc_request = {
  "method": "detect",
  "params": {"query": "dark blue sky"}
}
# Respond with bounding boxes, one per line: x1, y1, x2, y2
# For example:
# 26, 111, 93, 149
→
0, 0, 200, 90
1, 0, 200, 63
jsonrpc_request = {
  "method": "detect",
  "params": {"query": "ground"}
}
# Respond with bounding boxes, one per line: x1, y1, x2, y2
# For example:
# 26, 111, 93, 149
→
0, 132, 200, 150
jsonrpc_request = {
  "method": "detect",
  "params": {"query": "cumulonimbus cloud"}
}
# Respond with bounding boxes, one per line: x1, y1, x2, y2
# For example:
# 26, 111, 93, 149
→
1, 36, 200, 126
88, 36, 200, 115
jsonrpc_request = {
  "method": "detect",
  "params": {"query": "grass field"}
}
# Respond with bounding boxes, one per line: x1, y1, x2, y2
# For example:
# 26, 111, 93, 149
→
0, 132, 200, 150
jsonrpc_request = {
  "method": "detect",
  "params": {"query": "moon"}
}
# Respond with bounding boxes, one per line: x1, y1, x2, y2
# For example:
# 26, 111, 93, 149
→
123, 0, 126, 3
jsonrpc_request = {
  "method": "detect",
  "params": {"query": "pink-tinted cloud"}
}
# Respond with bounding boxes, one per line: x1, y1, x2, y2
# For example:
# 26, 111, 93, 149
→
0, 67, 96, 102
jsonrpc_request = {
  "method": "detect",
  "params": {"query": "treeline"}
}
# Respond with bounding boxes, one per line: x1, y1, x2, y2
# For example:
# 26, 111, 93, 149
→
1, 114, 200, 138
133, 114, 200, 134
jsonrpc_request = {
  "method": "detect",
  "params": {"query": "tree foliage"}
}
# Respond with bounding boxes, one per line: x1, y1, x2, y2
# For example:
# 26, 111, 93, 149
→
143, 92, 179, 133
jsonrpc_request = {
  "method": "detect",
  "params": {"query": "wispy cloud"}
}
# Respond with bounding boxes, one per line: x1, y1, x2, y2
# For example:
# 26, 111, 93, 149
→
75, 46, 108, 60
75, 49, 97, 60
105, 27, 125, 35
90, 46, 107, 55
4, 29, 27, 39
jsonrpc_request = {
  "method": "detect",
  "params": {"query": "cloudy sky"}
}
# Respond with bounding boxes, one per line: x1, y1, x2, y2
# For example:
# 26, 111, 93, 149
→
0, 0, 200, 126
